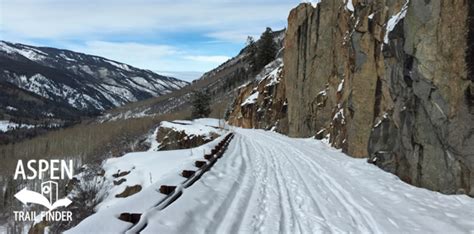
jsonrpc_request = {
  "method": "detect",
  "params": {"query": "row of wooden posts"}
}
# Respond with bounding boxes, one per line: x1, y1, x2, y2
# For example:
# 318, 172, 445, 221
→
119, 132, 235, 227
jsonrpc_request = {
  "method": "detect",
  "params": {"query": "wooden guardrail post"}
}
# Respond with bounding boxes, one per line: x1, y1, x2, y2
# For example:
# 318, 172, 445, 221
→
123, 132, 235, 232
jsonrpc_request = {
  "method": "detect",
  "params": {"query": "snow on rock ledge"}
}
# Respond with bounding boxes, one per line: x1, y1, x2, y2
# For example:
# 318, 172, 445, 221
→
156, 118, 226, 151
227, 59, 288, 133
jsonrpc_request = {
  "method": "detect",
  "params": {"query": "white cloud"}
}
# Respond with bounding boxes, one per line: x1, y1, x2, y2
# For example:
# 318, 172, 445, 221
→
1, 0, 297, 42
76, 41, 178, 59
155, 71, 204, 82
184, 55, 230, 63
65, 41, 231, 73
206, 30, 260, 43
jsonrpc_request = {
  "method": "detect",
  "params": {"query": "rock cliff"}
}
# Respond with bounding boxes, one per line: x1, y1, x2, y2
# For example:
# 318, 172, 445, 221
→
227, 58, 288, 133
228, 0, 474, 195
369, 0, 473, 195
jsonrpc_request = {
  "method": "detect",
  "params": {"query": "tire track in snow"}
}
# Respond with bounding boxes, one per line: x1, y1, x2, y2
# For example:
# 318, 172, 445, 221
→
203, 135, 250, 234
246, 133, 320, 234
296, 149, 383, 233
269, 149, 309, 233
251, 130, 340, 233
257, 130, 383, 233
265, 141, 290, 234
262, 136, 339, 233
207, 134, 260, 234
172, 134, 244, 234
245, 136, 272, 234
226, 135, 262, 234
232, 131, 294, 234
247, 133, 308, 234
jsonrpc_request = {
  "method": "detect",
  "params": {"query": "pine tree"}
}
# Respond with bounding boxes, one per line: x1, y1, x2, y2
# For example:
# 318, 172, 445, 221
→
246, 36, 258, 71
191, 90, 211, 119
256, 27, 277, 71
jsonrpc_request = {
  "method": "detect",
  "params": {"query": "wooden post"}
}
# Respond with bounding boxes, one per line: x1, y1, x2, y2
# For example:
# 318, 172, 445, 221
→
159, 185, 176, 195
181, 170, 196, 178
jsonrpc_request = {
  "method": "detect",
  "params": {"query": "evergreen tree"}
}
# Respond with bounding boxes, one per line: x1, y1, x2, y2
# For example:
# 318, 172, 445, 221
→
256, 27, 277, 71
246, 36, 258, 71
191, 90, 211, 119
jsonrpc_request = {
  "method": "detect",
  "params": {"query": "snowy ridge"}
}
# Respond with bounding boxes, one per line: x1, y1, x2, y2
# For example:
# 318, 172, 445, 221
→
0, 120, 34, 132
13, 73, 104, 110
0, 41, 48, 61
0, 40, 189, 113
99, 93, 192, 123
101, 108, 153, 122
104, 59, 132, 71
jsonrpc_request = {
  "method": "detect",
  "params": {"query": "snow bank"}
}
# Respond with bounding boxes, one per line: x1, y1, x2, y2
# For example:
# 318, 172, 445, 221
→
66, 133, 228, 234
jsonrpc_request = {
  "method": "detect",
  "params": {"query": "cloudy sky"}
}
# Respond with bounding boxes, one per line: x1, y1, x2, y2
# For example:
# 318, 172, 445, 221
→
0, 0, 308, 81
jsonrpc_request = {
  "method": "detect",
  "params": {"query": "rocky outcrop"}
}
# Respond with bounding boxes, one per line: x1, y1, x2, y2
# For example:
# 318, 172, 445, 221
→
156, 127, 216, 151
227, 59, 288, 133
228, 0, 473, 195
156, 122, 220, 150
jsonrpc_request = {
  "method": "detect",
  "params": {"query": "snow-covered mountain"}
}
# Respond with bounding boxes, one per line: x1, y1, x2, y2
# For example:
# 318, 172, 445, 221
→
0, 41, 188, 117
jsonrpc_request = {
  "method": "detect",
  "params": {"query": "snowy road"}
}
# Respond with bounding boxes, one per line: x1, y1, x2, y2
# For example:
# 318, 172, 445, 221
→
135, 128, 474, 233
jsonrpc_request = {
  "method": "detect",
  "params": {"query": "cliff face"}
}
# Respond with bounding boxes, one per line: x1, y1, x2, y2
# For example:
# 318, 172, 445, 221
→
369, 0, 473, 195
228, 0, 474, 195
284, 0, 406, 157
284, 0, 474, 195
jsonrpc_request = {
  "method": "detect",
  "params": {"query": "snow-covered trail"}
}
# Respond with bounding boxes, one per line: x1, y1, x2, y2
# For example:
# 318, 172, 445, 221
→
135, 128, 474, 234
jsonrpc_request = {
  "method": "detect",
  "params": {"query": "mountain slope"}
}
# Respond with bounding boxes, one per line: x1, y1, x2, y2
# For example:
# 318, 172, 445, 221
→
0, 41, 188, 119
98, 29, 285, 123
66, 128, 474, 233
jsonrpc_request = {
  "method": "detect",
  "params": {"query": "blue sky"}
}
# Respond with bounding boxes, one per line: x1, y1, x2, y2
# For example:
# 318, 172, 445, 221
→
0, 0, 309, 81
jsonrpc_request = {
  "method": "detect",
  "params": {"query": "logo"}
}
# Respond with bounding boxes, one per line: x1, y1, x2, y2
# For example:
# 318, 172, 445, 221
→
15, 181, 72, 210
13, 159, 74, 222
